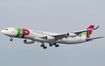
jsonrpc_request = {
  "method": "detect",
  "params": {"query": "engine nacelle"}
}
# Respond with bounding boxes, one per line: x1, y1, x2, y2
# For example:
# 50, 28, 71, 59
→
23, 39, 35, 44
67, 33, 77, 37
46, 36, 55, 40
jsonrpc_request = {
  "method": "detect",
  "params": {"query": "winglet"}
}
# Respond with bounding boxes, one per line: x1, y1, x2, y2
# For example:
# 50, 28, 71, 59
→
93, 26, 100, 30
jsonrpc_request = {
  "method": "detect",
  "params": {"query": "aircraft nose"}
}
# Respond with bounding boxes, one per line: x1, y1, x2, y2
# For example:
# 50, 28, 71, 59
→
1, 30, 6, 34
1, 30, 4, 33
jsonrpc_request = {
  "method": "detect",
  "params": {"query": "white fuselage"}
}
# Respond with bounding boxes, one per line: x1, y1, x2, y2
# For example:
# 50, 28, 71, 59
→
1, 27, 87, 44
28, 30, 86, 44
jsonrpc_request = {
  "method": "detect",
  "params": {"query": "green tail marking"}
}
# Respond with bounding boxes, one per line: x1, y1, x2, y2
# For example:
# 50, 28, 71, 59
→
79, 32, 87, 37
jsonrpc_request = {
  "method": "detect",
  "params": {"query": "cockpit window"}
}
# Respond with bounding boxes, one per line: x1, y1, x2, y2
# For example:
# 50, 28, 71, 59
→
4, 29, 8, 30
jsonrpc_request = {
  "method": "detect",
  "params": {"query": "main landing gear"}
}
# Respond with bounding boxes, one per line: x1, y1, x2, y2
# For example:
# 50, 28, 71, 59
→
40, 42, 47, 49
41, 43, 59, 49
49, 43, 59, 47
55, 44, 59, 47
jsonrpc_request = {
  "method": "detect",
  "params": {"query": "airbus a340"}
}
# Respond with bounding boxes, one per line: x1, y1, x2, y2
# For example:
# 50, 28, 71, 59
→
1, 25, 103, 49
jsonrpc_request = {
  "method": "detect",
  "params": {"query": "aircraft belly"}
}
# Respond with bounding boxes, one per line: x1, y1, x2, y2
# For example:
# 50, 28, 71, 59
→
58, 38, 86, 44
33, 37, 55, 42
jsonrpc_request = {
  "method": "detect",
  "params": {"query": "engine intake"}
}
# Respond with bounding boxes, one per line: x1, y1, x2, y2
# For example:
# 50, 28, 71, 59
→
23, 39, 35, 44
67, 33, 77, 37
45, 36, 55, 40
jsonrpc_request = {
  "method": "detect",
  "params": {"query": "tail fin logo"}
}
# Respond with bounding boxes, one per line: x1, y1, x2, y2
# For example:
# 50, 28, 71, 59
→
78, 25, 94, 38
87, 25, 94, 38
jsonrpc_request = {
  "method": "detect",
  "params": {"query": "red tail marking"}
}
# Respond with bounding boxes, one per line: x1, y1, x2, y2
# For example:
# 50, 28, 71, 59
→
87, 25, 94, 38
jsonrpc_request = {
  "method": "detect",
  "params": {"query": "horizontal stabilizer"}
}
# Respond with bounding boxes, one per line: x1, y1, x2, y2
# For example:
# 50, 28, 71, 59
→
86, 36, 104, 41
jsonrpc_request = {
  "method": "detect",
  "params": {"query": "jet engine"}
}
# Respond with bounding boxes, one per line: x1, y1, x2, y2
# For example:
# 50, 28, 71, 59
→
45, 36, 55, 40
67, 33, 77, 37
23, 39, 35, 44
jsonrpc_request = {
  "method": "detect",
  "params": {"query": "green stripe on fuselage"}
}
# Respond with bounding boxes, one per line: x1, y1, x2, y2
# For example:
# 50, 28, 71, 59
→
15, 28, 23, 37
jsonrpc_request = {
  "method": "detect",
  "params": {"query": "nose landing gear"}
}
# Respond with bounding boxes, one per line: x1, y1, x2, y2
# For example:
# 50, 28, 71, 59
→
10, 36, 13, 41
10, 39, 13, 41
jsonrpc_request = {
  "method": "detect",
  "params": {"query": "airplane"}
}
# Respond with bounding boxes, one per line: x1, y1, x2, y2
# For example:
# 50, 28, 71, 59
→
1, 25, 103, 49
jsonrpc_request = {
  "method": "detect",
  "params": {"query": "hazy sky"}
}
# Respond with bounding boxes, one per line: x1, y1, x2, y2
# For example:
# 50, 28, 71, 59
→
0, 0, 105, 66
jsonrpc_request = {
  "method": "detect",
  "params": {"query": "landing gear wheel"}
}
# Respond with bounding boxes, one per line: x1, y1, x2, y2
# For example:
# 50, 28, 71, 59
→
49, 44, 53, 47
43, 46, 47, 49
10, 39, 13, 41
40, 45, 44, 47
55, 44, 59, 47
10, 36, 13, 41
41, 42, 47, 49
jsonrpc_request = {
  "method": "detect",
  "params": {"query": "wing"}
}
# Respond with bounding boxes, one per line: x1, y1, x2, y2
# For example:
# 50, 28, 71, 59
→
38, 34, 69, 40
52, 33, 69, 40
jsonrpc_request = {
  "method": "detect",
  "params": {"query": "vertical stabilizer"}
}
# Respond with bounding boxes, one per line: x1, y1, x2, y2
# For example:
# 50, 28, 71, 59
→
79, 25, 94, 38
87, 25, 94, 38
